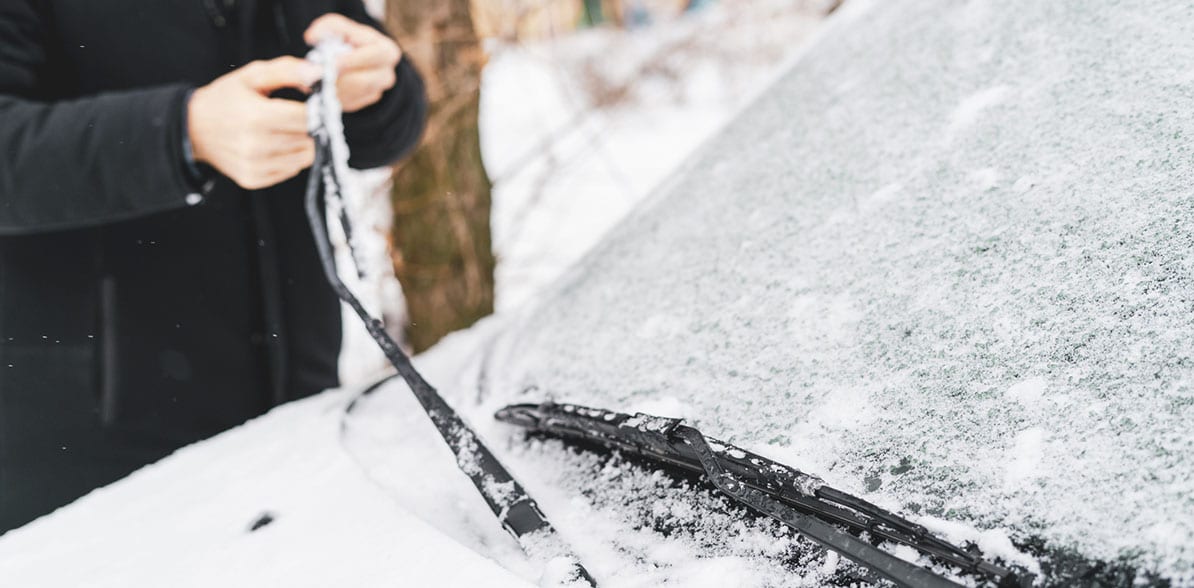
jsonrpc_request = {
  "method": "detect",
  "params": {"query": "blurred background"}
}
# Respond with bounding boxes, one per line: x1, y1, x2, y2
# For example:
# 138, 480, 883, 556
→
339, 0, 841, 381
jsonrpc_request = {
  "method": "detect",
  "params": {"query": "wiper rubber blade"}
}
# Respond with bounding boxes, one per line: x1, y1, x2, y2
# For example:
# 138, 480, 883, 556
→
496, 402, 1026, 588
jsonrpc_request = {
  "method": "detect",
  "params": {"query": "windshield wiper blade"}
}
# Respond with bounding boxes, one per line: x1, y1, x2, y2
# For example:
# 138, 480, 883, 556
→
305, 42, 594, 585
496, 402, 1027, 588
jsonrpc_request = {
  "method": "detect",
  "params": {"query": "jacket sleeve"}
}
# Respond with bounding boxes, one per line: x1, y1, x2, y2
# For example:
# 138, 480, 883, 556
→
336, 0, 428, 170
0, 1, 203, 237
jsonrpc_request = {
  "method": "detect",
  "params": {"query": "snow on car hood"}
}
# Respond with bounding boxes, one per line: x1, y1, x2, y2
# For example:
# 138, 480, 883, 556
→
0, 390, 530, 587
480, 0, 1194, 580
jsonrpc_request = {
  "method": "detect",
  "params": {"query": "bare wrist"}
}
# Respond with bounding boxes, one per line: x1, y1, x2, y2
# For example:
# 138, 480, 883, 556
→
187, 86, 210, 165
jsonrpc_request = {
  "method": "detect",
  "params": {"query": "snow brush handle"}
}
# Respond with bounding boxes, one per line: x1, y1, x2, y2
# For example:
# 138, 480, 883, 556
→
303, 41, 595, 586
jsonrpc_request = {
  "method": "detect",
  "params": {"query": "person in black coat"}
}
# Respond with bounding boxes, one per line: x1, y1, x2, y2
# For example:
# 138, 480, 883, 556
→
0, 1, 426, 533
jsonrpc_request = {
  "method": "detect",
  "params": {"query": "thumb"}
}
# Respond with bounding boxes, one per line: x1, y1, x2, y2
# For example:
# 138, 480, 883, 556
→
241, 56, 323, 94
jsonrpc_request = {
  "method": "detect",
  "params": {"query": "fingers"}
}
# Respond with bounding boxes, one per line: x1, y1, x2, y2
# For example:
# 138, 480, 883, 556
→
337, 69, 394, 112
242, 56, 322, 94
265, 143, 317, 177
261, 135, 315, 157
257, 98, 311, 134
303, 13, 401, 113
338, 39, 401, 72
193, 57, 322, 191
304, 13, 382, 47
233, 140, 316, 190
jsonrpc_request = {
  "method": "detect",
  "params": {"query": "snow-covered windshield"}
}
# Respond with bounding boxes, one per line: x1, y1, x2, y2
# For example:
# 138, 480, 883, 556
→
482, 0, 1194, 580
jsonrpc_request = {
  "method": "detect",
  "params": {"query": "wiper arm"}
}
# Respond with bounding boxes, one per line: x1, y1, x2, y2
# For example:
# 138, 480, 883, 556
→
496, 402, 1027, 587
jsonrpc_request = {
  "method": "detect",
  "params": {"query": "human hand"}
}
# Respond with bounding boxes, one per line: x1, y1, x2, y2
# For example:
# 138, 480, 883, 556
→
187, 57, 320, 190
304, 14, 403, 113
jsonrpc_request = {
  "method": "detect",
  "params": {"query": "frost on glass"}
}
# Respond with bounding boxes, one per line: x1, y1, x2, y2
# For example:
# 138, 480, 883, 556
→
482, 0, 1194, 579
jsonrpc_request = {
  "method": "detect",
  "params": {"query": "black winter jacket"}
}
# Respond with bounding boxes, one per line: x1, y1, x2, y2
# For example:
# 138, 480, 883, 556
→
0, 0, 426, 532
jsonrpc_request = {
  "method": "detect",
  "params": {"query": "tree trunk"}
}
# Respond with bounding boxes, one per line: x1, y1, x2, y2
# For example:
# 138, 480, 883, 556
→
384, 0, 495, 353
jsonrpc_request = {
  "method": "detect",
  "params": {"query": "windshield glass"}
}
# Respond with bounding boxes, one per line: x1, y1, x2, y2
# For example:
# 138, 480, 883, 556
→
484, 0, 1194, 578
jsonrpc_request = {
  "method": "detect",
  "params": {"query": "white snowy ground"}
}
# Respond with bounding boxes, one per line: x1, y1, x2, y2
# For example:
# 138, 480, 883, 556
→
0, 3, 832, 587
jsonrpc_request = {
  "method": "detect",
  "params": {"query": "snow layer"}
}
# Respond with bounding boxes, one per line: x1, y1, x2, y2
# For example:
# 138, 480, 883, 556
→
0, 390, 528, 587
478, 0, 1194, 581
481, 1, 824, 311
5, 1, 1192, 585
344, 331, 866, 587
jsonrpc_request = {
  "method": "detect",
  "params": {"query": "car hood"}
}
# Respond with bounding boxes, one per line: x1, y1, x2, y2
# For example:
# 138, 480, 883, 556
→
0, 390, 531, 587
